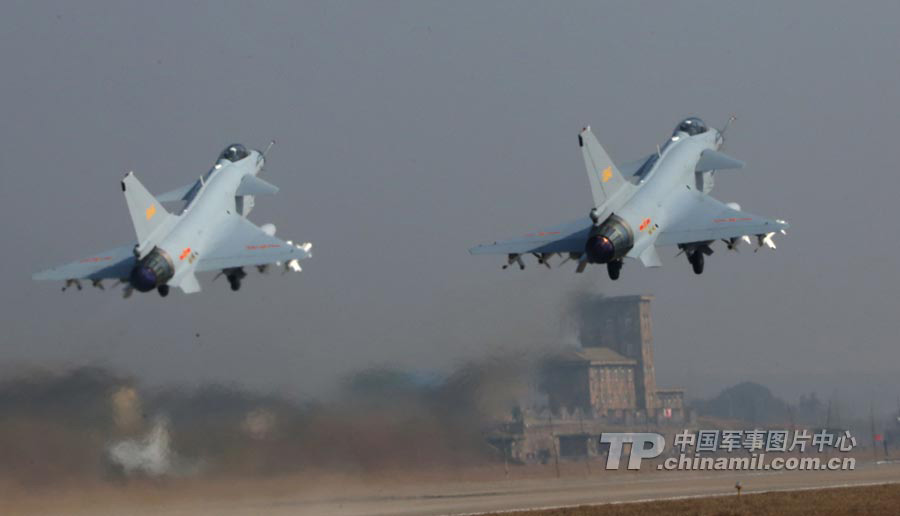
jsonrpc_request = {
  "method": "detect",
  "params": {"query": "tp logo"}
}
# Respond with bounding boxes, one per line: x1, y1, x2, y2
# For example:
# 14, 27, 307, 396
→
600, 433, 665, 470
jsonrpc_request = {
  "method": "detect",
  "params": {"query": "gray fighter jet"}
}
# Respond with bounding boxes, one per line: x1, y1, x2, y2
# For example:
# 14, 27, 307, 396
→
470, 117, 788, 278
33, 143, 312, 297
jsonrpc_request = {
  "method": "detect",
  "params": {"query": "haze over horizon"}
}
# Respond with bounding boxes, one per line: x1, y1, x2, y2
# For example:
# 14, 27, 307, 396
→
2, 2, 899, 413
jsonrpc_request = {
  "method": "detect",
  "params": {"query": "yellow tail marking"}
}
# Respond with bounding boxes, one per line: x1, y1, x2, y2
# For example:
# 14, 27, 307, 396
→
145, 204, 156, 220
601, 167, 613, 183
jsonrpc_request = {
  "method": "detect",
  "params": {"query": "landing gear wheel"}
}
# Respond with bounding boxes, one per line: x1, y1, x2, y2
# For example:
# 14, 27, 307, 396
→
157, 285, 170, 297
607, 260, 622, 280
690, 252, 704, 275
223, 267, 246, 292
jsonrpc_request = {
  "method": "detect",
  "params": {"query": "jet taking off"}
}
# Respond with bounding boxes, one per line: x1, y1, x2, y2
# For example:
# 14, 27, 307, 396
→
33, 143, 312, 297
470, 117, 788, 278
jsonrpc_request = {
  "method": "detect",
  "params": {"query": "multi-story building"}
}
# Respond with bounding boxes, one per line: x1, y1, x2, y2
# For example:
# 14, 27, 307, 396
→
542, 295, 683, 422
491, 295, 687, 463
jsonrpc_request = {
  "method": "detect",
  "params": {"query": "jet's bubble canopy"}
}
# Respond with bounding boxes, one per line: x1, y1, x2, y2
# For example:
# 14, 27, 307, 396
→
218, 143, 250, 163
674, 117, 708, 136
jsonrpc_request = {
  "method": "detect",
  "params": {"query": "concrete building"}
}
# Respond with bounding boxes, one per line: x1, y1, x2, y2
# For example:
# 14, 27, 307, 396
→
490, 295, 688, 463
542, 295, 684, 423
541, 347, 638, 421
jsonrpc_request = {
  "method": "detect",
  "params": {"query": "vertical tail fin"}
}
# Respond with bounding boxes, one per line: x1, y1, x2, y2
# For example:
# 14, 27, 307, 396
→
121, 172, 171, 244
579, 127, 630, 208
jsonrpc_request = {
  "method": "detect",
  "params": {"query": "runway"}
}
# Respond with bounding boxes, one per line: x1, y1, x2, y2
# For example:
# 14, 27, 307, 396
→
273, 461, 900, 516
37, 459, 899, 516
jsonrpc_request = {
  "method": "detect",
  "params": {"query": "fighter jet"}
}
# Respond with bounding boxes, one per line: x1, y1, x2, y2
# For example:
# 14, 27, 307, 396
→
470, 117, 788, 278
33, 143, 312, 297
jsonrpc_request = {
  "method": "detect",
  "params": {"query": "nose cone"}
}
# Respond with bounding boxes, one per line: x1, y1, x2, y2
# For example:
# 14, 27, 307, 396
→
586, 235, 616, 263
129, 265, 158, 292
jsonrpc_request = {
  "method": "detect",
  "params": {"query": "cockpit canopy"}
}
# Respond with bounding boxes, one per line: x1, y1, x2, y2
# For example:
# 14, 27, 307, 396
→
674, 117, 709, 136
218, 143, 250, 163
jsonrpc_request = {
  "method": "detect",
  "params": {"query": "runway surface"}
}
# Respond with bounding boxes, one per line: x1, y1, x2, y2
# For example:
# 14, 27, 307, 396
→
38, 459, 900, 516
266, 461, 900, 516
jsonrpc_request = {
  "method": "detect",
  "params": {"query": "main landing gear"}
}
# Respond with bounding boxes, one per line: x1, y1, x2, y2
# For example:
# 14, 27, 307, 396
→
225, 268, 247, 291
688, 252, 704, 275
679, 242, 713, 275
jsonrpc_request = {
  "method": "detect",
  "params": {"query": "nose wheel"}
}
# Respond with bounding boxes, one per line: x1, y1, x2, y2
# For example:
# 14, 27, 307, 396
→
606, 260, 622, 280
157, 285, 170, 297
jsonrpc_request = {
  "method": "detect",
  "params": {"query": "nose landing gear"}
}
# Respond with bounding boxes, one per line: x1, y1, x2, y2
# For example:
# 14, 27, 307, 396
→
157, 285, 170, 297
606, 260, 623, 280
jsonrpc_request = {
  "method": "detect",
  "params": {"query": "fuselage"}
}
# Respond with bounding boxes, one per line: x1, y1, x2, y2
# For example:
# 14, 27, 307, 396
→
586, 127, 721, 263
129, 147, 264, 292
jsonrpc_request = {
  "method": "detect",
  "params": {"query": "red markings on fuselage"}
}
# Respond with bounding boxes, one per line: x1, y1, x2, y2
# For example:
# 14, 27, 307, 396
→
714, 217, 752, 223
246, 244, 281, 250
79, 256, 112, 263
524, 231, 561, 237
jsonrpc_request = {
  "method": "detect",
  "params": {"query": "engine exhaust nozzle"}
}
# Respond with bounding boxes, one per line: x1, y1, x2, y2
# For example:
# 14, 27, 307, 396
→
585, 214, 633, 264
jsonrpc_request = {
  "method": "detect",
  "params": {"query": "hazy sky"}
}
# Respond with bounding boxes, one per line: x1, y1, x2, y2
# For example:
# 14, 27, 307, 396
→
3, 1, 900, 410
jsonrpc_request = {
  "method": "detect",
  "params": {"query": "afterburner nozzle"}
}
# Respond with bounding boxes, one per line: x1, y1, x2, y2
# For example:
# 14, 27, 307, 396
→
586, 235, 616, 263
584, 214, 633, 264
